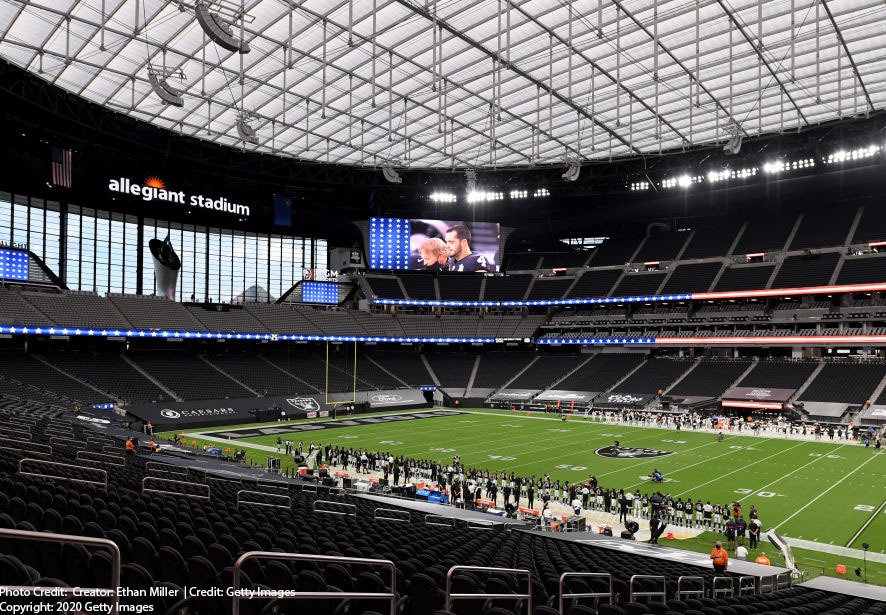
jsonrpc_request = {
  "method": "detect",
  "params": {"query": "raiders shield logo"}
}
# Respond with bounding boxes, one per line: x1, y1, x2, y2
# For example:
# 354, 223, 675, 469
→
595, 445, 674, 458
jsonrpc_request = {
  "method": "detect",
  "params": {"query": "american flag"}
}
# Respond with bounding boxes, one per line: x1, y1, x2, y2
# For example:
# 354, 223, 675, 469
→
51, 147, 72, 188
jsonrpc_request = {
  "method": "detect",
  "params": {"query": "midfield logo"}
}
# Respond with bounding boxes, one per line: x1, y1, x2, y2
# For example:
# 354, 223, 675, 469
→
287, 397, 321, 412
595, 445, 675, 459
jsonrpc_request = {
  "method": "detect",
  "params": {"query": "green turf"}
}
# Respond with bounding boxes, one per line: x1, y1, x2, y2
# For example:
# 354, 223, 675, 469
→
160, 407, 886, 584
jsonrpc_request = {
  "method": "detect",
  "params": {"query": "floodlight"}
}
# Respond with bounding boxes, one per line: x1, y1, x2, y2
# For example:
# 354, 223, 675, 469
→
196, 1, 250, 53
147, 70, 184, 107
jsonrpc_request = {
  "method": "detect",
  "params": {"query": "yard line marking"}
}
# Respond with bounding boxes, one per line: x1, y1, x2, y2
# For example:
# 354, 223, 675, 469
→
846, 495, 886, 548
773, 451, 882, 531
667, 441, 810, 497
744, 443, 849, 496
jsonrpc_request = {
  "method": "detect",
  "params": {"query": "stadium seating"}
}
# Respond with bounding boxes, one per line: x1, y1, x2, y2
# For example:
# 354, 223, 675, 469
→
680, 227, 741, 259
126, 350, 255, 400
713, 265, 775, 292
607, 357, 693, 396
666, 358, 753, 398
554, 354, 646, 393
109, 294, 206, 331
798, 362, 886, 405
790, 208, 857, 251
566, 270, 622, 299
732, 218, 795, 255
506, 355, 586, 390
483, 275, 533, 301
633, 231, 691, 263
366, 352, 434, 388
20, 290, 130, 330
47, 352, 167, 404
4, 412, 873, 615
0, 287, 54, 327
0, 351, 113, 406
660, 262, 723, 295
472, 353, 536, 390
588, 237, 644, 267
771, 253, 841, 289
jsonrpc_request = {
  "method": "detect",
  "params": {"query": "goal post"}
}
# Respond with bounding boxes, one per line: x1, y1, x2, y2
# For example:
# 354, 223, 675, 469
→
325, 340, 357, 407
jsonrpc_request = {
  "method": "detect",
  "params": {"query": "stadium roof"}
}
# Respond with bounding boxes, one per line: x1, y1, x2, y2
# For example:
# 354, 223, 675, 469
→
1, 0, 885, 171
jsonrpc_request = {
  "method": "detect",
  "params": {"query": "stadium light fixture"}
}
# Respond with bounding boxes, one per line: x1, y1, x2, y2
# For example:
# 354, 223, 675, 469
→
195, 0, 250, 54
147, 67, 185, 107
430, 192, 456, 203
382, 165, 402, 184
562, 161, 581, 182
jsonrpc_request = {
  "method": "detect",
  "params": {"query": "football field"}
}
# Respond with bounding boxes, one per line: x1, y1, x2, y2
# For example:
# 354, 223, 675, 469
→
171, 407, 885, 551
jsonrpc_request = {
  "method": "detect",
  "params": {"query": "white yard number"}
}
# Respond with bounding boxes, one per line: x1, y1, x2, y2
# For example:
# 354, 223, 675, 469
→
854, 505, 875, 512
555, 464, 588, 471
379, 440, 403, 445
808, 453, 843, 459
729, 446, 758, 451
430, 447, 456, 453
662, 439, 686, 444
488, 455, 516, 461
501, 424, 522, 428
734, 488, 781, 498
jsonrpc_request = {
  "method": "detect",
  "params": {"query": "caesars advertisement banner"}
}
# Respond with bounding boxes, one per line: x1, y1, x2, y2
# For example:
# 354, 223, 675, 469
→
127, 389, 429, 428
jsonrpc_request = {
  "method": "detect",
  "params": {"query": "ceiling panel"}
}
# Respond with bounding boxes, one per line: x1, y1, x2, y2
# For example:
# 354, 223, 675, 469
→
2, 0, 885, 170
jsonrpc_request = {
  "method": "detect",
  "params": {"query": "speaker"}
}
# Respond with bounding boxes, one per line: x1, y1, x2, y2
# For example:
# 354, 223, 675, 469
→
318, 467, 329, 478
377, 478, 388, 487
342, 478, 352, 489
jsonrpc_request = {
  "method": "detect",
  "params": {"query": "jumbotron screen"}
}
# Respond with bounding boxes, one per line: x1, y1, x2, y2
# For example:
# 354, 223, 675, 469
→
369, 218, 500, 272
301, 281, 342, 304
0, 249, 29, 281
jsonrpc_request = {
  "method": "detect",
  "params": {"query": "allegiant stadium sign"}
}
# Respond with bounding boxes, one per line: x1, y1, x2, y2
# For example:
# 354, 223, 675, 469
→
108, 176, 251, 217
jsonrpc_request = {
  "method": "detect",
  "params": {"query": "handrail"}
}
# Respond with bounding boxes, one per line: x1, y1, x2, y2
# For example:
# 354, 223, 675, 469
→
313, 500, 357, 517
0, 436, 52, 456
777, 571, 792, 590
0, 425, 32, 438
446, 565, 532, 614
49, 436, 87, 450
738, 576, 756, 596
712, 576, 733, 598
559, 572, 612, 613
232, 551, 396, 615
76, 450, 126, 467
236, 490, 291, 510
628, 575, 666, 603
141, 476, 210, 500
146, 467, 190, 479
146, 461, 188, 475
676, 576, 705, 599
18, 458, 107, 492
256, 479, 289, 493
373, 507, 411, 523
466, 519, 496, 530
0, 528, 121, 615
424, 515, 455, 527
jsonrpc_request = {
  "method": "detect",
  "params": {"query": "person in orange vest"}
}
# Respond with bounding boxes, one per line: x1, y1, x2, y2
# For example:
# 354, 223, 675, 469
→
710, 540, 729, 573
755, 552, 771, 566
125, 437, 135, 456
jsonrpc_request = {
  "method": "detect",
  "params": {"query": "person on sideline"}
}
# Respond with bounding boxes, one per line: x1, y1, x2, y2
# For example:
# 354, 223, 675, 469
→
711, 541, 729, 573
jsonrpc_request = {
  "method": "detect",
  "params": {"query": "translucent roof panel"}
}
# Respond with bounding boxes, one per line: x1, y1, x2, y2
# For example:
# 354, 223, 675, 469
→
2, 0, 886, 170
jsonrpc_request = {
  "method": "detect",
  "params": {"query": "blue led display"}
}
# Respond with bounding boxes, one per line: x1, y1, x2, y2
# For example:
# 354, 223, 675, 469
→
368, 217, 410, 270
0, 249, 29, 281
302, 281, 341, 304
